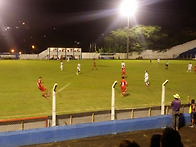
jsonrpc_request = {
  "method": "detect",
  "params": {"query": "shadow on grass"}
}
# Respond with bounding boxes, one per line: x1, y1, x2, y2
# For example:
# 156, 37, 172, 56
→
124, 93, 130, 97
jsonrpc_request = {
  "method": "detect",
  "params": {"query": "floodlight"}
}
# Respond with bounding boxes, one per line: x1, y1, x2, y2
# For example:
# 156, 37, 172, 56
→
120, 0, 138, 17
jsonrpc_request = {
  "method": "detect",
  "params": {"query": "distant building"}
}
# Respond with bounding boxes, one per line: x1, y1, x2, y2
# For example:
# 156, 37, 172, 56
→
47, 47, 82, 60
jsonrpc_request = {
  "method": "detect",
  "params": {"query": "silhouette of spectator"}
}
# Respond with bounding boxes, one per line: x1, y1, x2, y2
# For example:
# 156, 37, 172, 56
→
119, 139, 140, 147
160, 127, 183, 147
150, 134, 161, 147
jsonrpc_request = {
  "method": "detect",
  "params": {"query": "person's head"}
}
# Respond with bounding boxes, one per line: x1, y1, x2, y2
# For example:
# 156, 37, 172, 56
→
173, 94, 180, 100
160, 127, 183, 147
191, 99, 195, 104
150, 134, 161, 147
122, 76, 125, 79
119, 139, 140, 147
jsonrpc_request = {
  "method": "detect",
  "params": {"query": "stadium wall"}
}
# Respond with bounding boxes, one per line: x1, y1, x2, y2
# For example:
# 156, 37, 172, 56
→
20, 54, 39, 60
0, 114, 191, 147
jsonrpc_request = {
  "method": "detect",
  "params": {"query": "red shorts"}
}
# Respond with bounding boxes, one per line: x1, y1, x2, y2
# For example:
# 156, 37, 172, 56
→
122, 71, 126, 75
38, 85, 46, 92
121, 86, 126, 93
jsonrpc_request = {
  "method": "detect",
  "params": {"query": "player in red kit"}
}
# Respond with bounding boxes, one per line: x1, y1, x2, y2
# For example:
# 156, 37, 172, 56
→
120, 76, 128, 97
37, 77, 49, 98
92, 59, 97, 70
121, 65, 126, 77
194, 64, 196, 74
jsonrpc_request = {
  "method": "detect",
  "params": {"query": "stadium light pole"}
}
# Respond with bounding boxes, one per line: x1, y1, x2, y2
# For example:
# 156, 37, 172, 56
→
111, 81, 118, 120
52, 83, 58, 127
161, 80, 169, 115
120, 0, 138, 59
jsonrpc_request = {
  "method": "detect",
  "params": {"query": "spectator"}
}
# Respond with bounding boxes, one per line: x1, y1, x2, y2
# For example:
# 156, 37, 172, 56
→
150, 134, 161, 147
119, 139, 140, 147
171, 94, 181, 131
160, 127, 183, 147
188, 98, 196, 127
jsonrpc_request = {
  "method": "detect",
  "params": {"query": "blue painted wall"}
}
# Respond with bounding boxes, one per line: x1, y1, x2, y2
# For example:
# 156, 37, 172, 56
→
0, 114, 191, 147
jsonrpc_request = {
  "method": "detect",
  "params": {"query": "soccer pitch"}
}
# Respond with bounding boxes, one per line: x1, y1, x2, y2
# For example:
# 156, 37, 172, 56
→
0, 59, 195, 119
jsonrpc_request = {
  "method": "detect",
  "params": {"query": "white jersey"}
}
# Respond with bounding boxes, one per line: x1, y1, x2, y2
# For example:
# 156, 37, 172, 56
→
60, 61, 63, 70
188, 63, 192, 70
144, 72, 149, 82
121, 62, 125, 68
77, 63, 81, 71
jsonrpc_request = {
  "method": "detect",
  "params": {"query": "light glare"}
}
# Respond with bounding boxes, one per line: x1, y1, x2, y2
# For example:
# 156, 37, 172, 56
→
120, 0, 138, 17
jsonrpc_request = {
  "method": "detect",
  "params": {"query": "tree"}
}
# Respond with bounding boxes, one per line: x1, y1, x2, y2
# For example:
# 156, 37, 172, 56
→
103, 25, 167, 53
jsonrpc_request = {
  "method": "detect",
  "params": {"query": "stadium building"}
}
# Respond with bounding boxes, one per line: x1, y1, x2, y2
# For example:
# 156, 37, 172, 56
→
39, 47, 82, 60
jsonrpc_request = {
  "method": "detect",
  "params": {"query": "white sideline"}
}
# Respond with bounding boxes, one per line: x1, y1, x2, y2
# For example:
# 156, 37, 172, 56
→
56, 83, 70, 94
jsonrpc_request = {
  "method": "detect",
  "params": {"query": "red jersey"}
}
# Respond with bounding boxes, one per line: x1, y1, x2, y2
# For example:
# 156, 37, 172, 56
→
121, 66, 126, 75
121, 66, 125, 72
120, 79, 127, 87
37, 78, 42, 87
37, 78, 46, 91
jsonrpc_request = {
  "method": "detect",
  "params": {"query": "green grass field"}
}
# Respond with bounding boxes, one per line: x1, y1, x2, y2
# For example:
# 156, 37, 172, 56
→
0, 59, 195, 119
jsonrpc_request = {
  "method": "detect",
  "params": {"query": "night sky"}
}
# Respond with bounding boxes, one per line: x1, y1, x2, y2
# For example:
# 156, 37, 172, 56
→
0, 0, 195, 53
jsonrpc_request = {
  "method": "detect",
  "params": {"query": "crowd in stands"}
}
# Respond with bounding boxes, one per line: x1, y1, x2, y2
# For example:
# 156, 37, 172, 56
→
119, 127, 183, 147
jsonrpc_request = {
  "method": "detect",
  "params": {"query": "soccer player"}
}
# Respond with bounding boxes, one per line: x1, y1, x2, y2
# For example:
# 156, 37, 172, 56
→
144, 71, 150, 86
76, 63, 81, 75
37, 77, 49, 98
187, 62, 192, 72
194, 64, 196, 74
67, 57, 70, 63
60, 60, 63, 71
120, 76, 128, 96
121, 61, 125, 68
157, 58, 160, 63
92, 59, 97, 70
165, 61, 169, 69
121, 65, 126, 77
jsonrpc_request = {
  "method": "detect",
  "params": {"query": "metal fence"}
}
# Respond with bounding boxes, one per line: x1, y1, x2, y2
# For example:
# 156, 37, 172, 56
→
0, 104, 189, 132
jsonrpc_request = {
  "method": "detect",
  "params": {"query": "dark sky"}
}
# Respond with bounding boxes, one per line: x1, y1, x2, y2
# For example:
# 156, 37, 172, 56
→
0, 0, 195, 53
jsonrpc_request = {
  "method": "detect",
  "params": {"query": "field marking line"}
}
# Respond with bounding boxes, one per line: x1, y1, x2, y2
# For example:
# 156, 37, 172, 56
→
56, 83, 71, 94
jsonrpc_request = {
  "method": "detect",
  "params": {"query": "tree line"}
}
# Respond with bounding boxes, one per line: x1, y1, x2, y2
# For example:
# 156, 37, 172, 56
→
95, 25, 196, 53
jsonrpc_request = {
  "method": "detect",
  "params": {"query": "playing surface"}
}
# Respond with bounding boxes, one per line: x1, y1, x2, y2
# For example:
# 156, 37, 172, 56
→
0, 59, 195, 119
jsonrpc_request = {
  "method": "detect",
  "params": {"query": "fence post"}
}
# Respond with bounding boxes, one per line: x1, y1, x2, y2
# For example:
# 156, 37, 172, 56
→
161, 80, 169, 115
111, 81, 117, 120
70, 115, 73, 125
148, 108, 151, 116
21, 120, 24, 130
92, 113, 95, 122
52, 83, 58, 127
181, 106, 184, 113
166, 106, 169, 114
131, 109, 134, 118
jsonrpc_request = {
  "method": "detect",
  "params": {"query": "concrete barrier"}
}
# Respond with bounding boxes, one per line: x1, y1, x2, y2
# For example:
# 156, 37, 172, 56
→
0, 114, 191, 147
